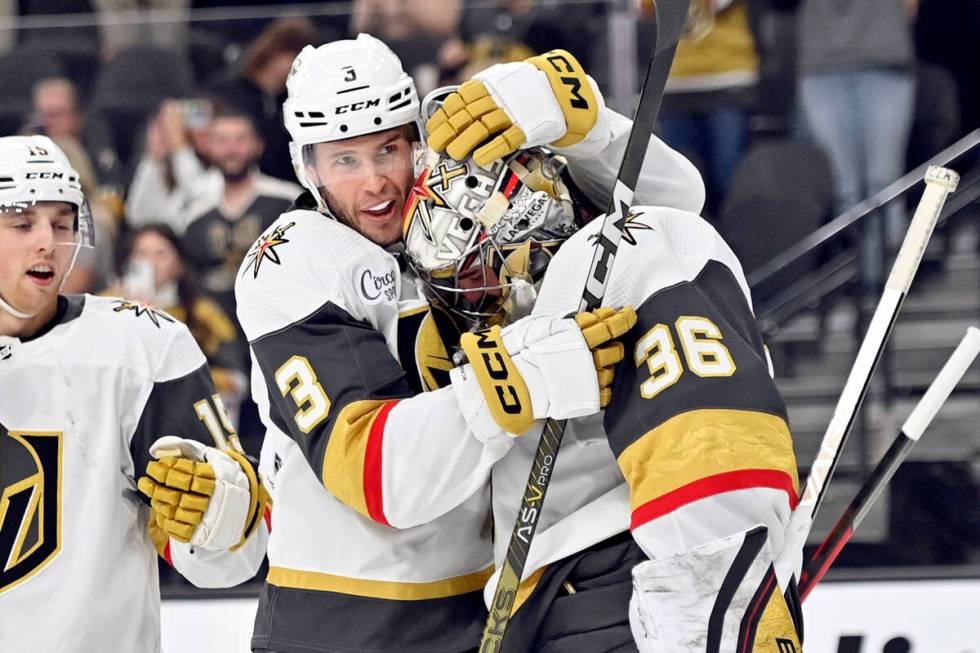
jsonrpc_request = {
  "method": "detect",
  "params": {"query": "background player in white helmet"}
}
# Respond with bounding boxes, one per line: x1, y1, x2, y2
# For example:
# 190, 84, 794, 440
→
0, 135, 267, 652
404, 143, 803, 650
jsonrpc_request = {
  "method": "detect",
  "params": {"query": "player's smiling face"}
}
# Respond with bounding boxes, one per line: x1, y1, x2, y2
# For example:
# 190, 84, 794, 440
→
310, 127, 416, 247
0, 201, 76, 320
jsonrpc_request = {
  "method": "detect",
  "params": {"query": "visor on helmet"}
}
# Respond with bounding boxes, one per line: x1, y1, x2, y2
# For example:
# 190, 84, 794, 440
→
298, 127, 427, 214
0, 198, 94, 249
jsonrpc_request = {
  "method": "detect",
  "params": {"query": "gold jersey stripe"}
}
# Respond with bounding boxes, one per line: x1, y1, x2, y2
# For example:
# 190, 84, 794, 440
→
617, 408, 799, 511
398, 304, 430, 319
267, 565, 495, 601
321, 399, 390, 519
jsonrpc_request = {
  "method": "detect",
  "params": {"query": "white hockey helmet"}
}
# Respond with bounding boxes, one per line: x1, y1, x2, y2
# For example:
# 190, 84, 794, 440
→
403, 146, 576, 325
0, 135, 94, 318
284, 33, 422, 211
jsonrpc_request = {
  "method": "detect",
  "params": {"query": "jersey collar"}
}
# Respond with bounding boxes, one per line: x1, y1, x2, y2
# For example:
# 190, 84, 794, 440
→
19, 294, 86, 343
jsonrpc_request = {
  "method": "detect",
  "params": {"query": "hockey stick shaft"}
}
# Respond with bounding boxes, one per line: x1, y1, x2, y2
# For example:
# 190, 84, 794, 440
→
480, 6, 666, 650
799, 326, 980, 600
774, 166, 960, 589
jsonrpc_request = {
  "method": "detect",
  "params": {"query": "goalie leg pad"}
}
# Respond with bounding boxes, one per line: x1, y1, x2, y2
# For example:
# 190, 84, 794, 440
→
629, 526, 801, 653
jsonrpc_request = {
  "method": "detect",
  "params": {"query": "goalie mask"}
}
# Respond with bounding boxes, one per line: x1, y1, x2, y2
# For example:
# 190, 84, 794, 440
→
0, 135, 94, 319
403, 147, 576, 325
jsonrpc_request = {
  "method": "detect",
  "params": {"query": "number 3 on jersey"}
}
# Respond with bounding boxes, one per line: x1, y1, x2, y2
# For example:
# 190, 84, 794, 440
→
634, 316, 736, 400
275, 355, 331, 433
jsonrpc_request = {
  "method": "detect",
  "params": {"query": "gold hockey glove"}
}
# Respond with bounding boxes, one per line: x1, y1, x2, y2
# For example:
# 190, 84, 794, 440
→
427, 49, 600, 166
574, 306, 636, 407
138, 436, 257, 550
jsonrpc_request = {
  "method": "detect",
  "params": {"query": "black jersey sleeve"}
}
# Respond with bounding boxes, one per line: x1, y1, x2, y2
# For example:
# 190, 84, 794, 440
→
249, 299, 416, 524
130, 325, 239, 479
603, 259, 799, 532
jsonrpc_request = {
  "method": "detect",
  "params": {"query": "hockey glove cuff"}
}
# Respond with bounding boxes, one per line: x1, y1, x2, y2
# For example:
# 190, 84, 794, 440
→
450, 307, 636, 440
138, 436, 257, 551
427, 49, 602, 166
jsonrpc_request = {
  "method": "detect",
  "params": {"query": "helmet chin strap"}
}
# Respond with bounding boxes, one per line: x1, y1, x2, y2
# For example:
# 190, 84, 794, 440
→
0, 292, 37, 319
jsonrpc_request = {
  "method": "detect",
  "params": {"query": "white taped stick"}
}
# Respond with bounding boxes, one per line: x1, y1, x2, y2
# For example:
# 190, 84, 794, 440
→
886, 166, 959, 292
774, 166, 960, 590
803, 287, 901, 506
800, 166, 958, 512
903, 326, 980, 440
800, 325, 980, 599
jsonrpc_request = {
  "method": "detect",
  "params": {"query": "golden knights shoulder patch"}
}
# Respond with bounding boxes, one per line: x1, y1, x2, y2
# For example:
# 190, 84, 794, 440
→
242, 221, 296, 279
588, 210, 653, 247
397, 304, 458, 393
111, 300, 176, 328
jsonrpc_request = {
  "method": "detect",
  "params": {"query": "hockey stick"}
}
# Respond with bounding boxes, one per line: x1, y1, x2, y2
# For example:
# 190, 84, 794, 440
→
480, 5, 667, 650
773, 165, 960, 590
799, 326, 980, 600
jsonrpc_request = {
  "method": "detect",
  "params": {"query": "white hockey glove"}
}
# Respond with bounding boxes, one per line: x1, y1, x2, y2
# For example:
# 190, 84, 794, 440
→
427, 49, 602, 167
451, 306, 636, 442
138, 436, 257, 551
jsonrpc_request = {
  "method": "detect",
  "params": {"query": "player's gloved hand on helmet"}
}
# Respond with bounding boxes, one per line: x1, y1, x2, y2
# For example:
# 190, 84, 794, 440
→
451, 306, 637, 443
138, 436, 257, 551
427, 49, 602, 167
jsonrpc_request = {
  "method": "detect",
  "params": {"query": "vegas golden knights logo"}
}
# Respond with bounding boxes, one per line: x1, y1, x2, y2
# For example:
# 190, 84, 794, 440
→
397, 305, 458, 393
0, 428, 63, 594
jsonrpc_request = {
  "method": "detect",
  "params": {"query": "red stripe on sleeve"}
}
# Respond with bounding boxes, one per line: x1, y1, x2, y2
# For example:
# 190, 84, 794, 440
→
630, 469, 799, 530
163, 540, 173, 566
363, 400, 400, 526
263, 507, 272, 532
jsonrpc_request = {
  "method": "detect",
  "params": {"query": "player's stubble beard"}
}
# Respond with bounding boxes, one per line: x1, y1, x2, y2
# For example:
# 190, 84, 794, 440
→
322, 188, 404, 249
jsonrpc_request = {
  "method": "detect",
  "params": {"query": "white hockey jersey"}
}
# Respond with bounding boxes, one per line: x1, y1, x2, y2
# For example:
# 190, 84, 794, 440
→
231, 110, 705, 652
235, 206, 504, 653
485, 207, 800, 627
0, 294, 261, 652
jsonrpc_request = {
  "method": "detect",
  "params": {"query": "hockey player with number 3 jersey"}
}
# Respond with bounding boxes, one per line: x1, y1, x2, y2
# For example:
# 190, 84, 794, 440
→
404, 106, 804, 648
217, 34, 704, 653
0, 136, 267, 652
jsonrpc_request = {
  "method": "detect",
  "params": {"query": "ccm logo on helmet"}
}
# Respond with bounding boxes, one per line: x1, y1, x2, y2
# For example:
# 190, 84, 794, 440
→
335, 98, 381, 114
25, 172, 65, 180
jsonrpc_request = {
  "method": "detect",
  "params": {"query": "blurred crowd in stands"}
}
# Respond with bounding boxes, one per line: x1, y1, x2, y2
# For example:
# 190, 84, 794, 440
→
0, 0, 977, 452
